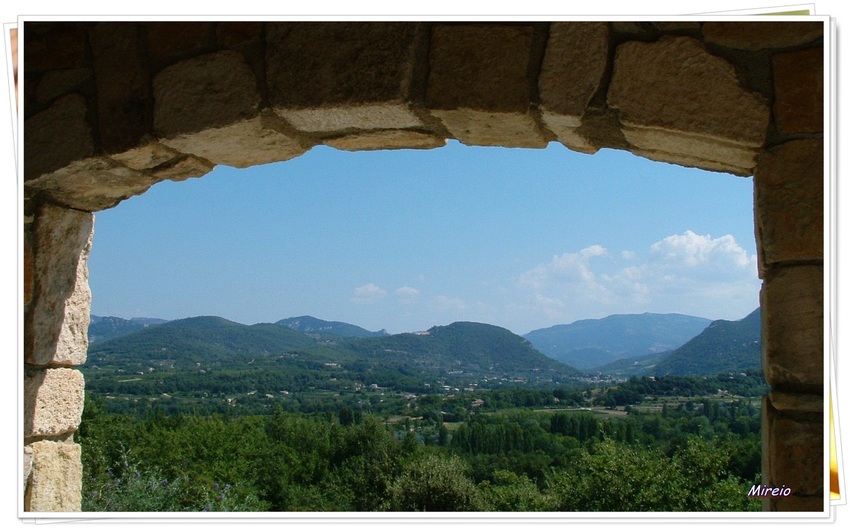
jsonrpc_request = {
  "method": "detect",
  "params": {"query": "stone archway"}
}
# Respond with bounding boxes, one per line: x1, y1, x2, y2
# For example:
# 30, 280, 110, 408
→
22, 20, 825, 512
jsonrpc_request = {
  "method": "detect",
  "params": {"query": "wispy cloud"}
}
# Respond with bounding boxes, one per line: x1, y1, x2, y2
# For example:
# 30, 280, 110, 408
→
352, 283, 387, 303
396, 286, 420, 297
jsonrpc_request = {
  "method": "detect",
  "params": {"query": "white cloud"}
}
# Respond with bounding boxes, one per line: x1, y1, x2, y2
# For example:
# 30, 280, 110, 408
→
519, 245, 608, 291
352, 283, 387, 303
517, 232, 760, 323
396, 286, 420, 297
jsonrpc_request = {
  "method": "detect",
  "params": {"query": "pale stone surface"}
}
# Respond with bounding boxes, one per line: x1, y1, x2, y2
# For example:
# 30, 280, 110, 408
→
755, 139, 823, 268
267, 22, 417, 108
622, 126, 760, 175
703, 21, 823, 50
162, 116, 307, 168
24, 368, 85, 438
110, 142, 183, 171
431, 109, 547, 148
608, 37, 769, 153
427, 24, 534, 112
26, 157, 162, 212
773, 48, 824, 135
278, 104, 422, 133
28, 204, 92, 367
761, 266, 824, 391
153, 50, 261, 138
24, 94, 94, 181
628, 147, 753, 176
24, 446, 34, 489
764, 399, 824, 497
26, 441, 82, 512
325, 130, 445, 151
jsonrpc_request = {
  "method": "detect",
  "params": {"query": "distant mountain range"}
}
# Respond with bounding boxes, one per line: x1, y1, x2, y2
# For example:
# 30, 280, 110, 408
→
87, 310, 761, 381
523, 313, 713, 370
86, 316, 581, 386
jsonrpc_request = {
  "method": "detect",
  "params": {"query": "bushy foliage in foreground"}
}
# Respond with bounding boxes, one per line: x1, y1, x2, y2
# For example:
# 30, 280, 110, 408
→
79, 395, 761, 513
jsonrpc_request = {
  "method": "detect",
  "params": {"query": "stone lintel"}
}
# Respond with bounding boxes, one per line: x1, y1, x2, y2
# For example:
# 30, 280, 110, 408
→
26, 157, 162, 212
324, 130, 446, 151
431, 109, 547, 148
620, 125, 760, 175
161, 116, 308, 168
278, 104, 423, 134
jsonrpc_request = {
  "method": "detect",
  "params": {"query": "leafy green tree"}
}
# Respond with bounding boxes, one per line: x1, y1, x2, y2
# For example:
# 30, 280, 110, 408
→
385, 453, 484, 511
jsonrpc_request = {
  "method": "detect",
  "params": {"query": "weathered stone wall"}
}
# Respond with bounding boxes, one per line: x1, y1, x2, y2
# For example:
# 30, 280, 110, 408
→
22, 21, 825, 512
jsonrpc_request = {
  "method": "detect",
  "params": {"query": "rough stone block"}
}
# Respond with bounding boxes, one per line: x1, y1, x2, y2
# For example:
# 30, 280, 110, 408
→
24, 223, 33, 307
431, 109, 547, 148
27, 204, 92, 367
325, 130, 445, 151
162, 115, 307, 168
25, 441, 82, 512
267, 22, 418, 108
703, 21, 823, 50
216, 22, 264, 47
24, 23, 88, 72
145, 22, 214, 63
35, 68, 92, 105
153, 50, 261, 138
763, 397, 824, 497
427, 24, 534, 112
539, 23, 609, 152
278, 104, 422, 134
608, 37, 769, 171
24, 446, 34, 490
111, 142, 215, 184
755, 139, 823, 268
26, 157, 162, 212
24, 94, 94, 181
24, 368, 85, 438
773, 48, 824, 135
761, 266, 824, 391
90, 23, 151, 153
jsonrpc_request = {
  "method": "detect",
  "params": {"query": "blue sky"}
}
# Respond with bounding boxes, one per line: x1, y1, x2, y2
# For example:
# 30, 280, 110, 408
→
88, 141, 760, 335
